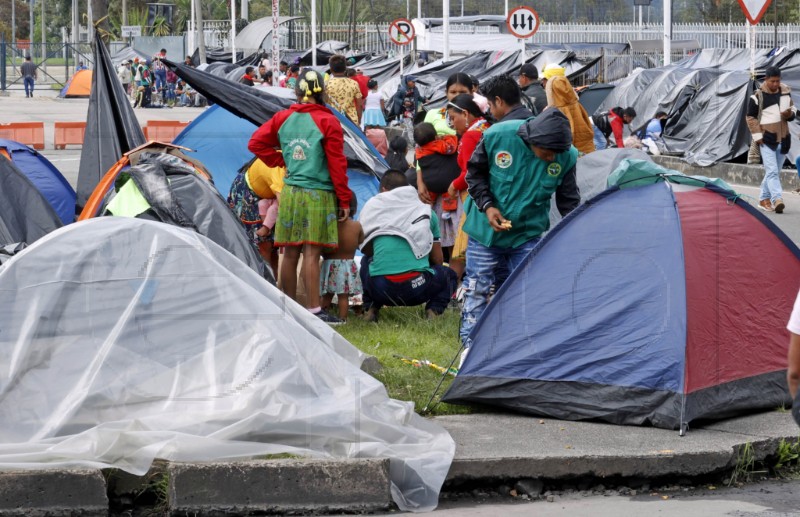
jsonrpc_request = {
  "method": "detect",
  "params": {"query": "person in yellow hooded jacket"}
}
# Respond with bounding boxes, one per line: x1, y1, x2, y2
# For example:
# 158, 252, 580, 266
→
545, 75, 596, 155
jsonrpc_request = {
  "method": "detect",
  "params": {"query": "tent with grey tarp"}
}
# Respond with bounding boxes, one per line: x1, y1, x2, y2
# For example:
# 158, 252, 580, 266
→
0, 153, 62, 249
0, 217, 455, 512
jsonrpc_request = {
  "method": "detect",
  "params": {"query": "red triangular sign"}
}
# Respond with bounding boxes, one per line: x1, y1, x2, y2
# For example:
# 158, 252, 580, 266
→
738, 0, 773, 24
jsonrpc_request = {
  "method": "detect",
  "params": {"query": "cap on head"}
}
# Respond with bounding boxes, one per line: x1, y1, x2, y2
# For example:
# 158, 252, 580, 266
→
542, 63, 566, 79
406, 75, 416, 83
519, 63, 539, 80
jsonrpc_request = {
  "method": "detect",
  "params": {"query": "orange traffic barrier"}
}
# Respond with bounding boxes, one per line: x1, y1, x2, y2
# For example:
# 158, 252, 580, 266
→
143, 120, 191, 144
0, 122, 45, 149
54, 121, 87, 150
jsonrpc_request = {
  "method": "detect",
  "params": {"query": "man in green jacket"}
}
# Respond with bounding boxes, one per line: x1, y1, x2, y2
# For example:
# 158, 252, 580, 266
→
459, 75, 580, 349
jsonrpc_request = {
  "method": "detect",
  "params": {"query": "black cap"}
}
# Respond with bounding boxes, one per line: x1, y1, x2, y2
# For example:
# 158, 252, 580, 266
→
519, 63, 539, 80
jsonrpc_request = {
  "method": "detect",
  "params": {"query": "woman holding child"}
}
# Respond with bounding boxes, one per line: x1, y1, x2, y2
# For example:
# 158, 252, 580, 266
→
416, 73, 476, 265
248, 69, 351, 325
446, 93, 490, 277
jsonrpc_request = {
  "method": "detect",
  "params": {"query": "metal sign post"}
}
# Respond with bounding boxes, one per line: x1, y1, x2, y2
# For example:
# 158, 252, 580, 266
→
506, 6, 540, 66
389, 18, 415, 76
737, 0, 773, 77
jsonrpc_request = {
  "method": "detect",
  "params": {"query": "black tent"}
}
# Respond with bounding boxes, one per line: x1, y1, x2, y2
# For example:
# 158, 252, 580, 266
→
77, 32, 146, 211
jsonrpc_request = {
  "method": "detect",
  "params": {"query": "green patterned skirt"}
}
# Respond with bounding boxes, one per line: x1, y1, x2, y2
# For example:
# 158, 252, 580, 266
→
274, 185, 339, 249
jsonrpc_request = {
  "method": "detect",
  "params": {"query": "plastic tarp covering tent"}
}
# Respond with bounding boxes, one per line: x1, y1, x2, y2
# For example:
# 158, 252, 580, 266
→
548, 149, 653, 228
77, 33, 146, 209
412, 50, 599, 109
597, 67, 752, 166
0, 139, 76, 225
673, 47, 800, 71
235, 16, 303, 51
110, 46, 148, 67
101, 152, 275, 282
444, 170, 800, 431
0, 154, 62, 246
0, 217, 454, 512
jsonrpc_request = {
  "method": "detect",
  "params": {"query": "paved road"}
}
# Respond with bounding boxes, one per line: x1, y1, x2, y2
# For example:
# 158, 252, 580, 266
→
424, 478, 800, 516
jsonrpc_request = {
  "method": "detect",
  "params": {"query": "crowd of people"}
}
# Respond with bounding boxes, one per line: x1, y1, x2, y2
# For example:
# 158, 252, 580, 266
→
222, 55, 651, 344
116, 50, 206, 108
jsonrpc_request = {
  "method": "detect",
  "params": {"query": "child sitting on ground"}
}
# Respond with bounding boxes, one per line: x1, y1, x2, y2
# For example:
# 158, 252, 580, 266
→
320, 193, 364, 321
414, 122, 461, 205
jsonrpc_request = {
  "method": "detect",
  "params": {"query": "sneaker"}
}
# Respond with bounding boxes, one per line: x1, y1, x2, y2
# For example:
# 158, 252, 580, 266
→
315, 310, 344, 326
773, 198, 785, 214
759, 199, 774, 212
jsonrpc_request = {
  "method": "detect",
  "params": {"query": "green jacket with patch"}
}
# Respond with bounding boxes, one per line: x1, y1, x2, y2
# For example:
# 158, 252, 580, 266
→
463, 116, 578, 249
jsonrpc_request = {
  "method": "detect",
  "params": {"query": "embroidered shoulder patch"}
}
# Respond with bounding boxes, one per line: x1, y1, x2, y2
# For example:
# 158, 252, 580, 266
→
547, 162, 562, 176
495, 151, 513, 169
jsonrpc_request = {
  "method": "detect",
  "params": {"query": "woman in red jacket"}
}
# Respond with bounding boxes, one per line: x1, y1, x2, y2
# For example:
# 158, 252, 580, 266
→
248, 69, 351, 325
446, 93, 490, 280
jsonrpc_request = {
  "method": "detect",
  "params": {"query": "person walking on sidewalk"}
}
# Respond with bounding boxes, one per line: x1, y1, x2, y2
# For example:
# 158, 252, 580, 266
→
21, 56, 37, 98
747, 66, 796, 214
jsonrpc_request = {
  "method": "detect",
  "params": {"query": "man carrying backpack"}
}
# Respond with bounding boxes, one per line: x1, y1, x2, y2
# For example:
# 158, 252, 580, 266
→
592, 107, 636, 150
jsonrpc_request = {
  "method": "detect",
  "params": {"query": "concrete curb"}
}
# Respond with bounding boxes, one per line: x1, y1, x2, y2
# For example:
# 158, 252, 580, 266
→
0, 469, 108, 517
166, 459, 392, 515
653, 155, 800, 191
436, 411, 799, 483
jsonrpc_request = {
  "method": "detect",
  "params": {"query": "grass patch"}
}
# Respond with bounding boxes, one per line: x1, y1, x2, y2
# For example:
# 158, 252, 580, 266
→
337, 306, 473, 416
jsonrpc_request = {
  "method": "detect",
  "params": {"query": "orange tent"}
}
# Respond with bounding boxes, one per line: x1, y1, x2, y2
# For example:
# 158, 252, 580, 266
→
59, 69, 92, 98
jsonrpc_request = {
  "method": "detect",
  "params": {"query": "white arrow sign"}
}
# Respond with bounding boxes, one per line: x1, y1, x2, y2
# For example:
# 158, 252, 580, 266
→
738, 0, 772, 24
506, 6, 540, 39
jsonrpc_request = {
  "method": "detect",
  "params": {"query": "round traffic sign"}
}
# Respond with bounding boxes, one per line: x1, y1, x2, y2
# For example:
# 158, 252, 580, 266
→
506, 6, 540, 39
389, 18, 415, 46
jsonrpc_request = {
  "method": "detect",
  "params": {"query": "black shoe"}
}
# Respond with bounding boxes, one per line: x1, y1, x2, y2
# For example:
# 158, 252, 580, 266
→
316, 310, 344, 326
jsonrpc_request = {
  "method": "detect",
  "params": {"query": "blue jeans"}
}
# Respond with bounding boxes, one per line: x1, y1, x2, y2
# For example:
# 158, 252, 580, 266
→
593, 125, 608, 151
760, 144, 785, 203
23, 77, 34, 96
360, 257, 457, 314
459, 236, 540, 345
154, 69, 167, 92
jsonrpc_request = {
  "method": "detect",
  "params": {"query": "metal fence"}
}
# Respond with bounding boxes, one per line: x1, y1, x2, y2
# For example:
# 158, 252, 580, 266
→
0, 41, 114, 92
201, 20, 800, 54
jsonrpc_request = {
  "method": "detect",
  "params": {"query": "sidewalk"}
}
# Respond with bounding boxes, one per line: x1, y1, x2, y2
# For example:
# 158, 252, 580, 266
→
1, 410, 795, 515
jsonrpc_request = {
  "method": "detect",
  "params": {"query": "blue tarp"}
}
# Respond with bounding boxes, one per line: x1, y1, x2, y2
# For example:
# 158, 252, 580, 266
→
0, 139, 76, 224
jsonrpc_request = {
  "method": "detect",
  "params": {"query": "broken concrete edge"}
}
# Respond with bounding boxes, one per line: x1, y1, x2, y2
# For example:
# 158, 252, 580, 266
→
166, 458, 393, 514
0, 469, 108, 517
652, 155, 800, 191
445, 431, 800, 484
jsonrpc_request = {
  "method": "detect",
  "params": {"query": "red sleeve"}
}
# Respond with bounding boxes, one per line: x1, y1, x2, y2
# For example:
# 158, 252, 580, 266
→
312, 110, 351, 209
248, 110, 292, 168
453, 131, 481, 191
611, 114, 625, 148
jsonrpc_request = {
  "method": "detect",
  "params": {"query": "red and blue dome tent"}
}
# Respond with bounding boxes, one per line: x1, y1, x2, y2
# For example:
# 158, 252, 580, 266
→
443, 160, 800, 434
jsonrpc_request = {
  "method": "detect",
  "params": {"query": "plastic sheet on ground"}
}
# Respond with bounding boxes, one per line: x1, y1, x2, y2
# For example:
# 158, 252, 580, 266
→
0, 218, 454, 512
